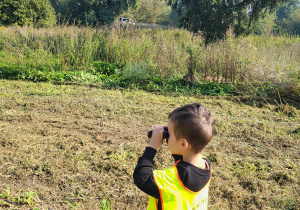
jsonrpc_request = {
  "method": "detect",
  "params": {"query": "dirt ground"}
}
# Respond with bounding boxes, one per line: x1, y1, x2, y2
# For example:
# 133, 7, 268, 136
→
0, 80, 299, 209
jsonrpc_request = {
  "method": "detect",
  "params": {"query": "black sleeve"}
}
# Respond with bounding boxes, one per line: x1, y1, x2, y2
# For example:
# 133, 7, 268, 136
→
133, 147, 160, 199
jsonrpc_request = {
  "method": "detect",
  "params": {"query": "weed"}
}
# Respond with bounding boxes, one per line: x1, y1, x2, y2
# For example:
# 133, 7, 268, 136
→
0, 187, 37, 208
100, 199, 112, 210
274, 104, 299, 117
0, 26, 299, 100
271, 197, 298, 210
205, 153, 219, 164
291, 128, 300, 135
271, 171, 294, 185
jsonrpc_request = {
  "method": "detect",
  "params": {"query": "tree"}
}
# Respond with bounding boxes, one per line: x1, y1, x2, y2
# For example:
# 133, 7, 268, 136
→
253, 12, 277, 35
171, 0, 292, 41
0, 0, 56, 27
53, 0, 137, 26
121, 0, 172, 24
275, 0, 300, 35
276, 0, 299, 20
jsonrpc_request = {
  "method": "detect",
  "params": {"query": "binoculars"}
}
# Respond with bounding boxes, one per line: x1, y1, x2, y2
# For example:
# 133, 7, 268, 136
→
148, 127, 169, 142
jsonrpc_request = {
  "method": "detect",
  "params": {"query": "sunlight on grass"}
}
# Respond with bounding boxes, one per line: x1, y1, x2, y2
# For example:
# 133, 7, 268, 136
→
0, 80, 298, 209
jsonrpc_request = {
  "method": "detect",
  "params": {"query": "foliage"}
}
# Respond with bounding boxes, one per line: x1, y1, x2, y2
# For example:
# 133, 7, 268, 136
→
0, 64, 237, 96
276, 0, 299, 20
49, 0, 137, 26
2, 0, 299, 41
0, 0, 56, 28
253, 12, 277, 35
275, 0, 300, 35
100, 199, 112, 210
0, 26, 299, 101
253, 1, 300, 37
121, 0, 172, 24
171, 0, 291, 41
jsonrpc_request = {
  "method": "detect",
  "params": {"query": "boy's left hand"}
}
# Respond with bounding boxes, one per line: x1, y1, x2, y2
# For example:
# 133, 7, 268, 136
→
149, 126, 166, 150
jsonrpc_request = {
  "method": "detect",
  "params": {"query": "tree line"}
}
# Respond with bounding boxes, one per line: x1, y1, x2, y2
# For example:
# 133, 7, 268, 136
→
0, 0, 299, 40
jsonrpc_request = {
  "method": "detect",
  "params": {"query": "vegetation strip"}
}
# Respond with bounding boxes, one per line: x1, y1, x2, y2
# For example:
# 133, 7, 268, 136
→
0, 26, 299, 102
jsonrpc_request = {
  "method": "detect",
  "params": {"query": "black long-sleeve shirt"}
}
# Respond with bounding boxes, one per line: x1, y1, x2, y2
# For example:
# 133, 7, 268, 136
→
133, 147, 211, 209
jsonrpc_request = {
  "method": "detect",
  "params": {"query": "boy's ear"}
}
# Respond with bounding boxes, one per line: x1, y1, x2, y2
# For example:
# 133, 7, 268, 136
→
180, 139, 189, 150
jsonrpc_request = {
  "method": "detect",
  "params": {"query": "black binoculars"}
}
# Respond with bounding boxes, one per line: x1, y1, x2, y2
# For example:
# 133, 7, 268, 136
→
148, 127, 169, 142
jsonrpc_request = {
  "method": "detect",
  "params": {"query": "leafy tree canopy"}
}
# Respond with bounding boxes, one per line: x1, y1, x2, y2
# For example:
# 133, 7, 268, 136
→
171, 0, 292, 41
275, 0, 300, 35
0, 0, 56, 27
121, 0, 172, 24
50, 0, 137, 25
276, 0, 299, 20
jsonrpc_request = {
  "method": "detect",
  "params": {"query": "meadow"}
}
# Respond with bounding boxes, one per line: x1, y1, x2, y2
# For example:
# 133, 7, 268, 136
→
0, 26, 299, 102
0, 26, 299, 209
0, 80, 299, 209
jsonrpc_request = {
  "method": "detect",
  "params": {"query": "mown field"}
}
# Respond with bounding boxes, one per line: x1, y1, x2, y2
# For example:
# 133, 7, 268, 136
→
0, 80, 299, 209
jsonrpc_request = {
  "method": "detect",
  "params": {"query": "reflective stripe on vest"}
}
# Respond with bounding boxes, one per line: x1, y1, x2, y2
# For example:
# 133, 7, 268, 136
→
148, 160, 211, 210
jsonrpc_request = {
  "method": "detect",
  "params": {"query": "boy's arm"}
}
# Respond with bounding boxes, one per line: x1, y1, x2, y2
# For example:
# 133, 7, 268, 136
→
134, 126, 165, 199
133, 147, 160, 199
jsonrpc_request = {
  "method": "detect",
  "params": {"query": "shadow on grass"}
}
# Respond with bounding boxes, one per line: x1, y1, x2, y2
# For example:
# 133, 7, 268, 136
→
0, 66, 238, 97
1, 66, 299, 111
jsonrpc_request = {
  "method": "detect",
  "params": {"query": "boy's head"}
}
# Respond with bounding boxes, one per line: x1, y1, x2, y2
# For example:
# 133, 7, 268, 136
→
168, 103, 213, 153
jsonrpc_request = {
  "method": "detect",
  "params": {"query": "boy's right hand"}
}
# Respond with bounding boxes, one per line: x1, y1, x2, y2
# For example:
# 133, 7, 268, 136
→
149, 126, 165, 150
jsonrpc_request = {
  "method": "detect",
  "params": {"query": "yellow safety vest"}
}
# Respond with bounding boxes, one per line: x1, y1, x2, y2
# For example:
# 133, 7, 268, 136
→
148, 160, 211, 210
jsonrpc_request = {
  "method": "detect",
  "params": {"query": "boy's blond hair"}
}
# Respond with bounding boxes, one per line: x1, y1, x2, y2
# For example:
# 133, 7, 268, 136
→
168, 103, 213, 153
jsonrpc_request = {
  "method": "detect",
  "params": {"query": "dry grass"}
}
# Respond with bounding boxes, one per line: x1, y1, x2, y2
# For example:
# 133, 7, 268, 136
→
0, 80, 299, 209
1, 26, 299, 85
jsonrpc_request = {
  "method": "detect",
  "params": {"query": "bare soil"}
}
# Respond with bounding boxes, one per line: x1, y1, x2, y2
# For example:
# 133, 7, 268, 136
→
0, 80, 299, 209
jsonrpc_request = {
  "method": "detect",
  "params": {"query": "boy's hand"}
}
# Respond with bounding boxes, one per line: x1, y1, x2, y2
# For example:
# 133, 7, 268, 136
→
149, 126, 166, 150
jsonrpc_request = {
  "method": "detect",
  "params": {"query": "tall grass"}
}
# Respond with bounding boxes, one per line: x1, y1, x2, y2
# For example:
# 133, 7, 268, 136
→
0, 26, 299, 100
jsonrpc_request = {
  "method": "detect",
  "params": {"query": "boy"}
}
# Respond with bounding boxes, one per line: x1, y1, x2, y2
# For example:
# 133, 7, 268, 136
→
133, 103, 213, 210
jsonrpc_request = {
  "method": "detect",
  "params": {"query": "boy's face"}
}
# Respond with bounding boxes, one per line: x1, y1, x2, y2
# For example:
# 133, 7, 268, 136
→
167, 119, 182, 155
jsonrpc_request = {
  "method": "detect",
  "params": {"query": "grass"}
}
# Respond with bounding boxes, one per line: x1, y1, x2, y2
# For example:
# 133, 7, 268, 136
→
0, 80, 299, 209
100, 199, 111, 210
0, 26, 299, 101
0, 187, 37, 209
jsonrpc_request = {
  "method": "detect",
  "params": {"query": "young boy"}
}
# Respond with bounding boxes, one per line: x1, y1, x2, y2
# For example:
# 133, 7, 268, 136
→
133, 103, 213, 210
